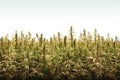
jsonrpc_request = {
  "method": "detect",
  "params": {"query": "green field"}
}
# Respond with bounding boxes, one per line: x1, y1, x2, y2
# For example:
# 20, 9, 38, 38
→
0, 27, 120, 80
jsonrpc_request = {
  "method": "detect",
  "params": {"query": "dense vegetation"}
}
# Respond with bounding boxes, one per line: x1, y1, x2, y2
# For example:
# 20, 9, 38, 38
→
0, 27, 120, 80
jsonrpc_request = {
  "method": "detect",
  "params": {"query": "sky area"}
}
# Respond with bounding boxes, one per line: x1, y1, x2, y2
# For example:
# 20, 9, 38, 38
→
0, 0, 120, 39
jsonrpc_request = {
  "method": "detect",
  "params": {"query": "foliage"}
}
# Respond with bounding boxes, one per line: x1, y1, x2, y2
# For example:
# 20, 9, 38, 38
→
0, 27, 120, 80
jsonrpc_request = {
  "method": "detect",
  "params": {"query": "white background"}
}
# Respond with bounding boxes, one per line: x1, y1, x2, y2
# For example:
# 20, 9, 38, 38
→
0, 0, 120, 39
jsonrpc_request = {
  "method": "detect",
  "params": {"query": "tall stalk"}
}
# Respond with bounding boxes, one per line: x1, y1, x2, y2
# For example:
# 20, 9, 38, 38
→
70, 26, 74, 47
